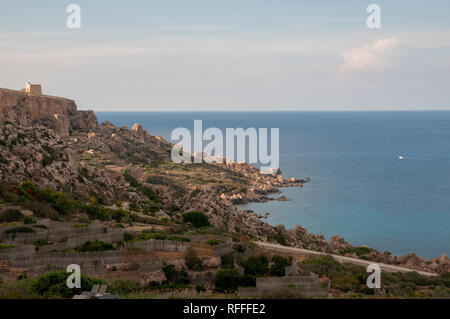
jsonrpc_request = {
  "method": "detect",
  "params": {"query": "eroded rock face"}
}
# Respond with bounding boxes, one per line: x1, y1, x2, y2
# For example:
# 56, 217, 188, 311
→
0, 88, 96, 137
330, 235, 353, 252
0, 124, 79, 188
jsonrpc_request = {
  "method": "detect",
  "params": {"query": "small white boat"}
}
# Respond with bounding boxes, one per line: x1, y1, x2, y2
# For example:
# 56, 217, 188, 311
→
398, 155, 404, 159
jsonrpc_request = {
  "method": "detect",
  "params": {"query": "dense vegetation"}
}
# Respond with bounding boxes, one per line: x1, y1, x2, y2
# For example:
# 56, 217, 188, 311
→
30, 271, 104, 298
0, 209, 24, 223
0, 181, 139, 223
213, 254, 293, 293
182, 211, 211, 228
300, 255, 450, 297
78, 240, 115, 252
125, 229, 190, 243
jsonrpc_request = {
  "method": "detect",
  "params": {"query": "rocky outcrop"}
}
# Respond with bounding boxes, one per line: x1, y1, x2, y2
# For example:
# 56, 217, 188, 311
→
132, 123, 151, 143
0, 123, 79, 188
0, 88, 96, 137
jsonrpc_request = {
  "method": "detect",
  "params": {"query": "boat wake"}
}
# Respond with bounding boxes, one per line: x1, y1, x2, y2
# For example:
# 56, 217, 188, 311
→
398, 155, 449, 161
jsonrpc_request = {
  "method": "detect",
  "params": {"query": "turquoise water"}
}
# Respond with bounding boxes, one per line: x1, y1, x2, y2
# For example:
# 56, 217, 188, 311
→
97, 111, 450, 258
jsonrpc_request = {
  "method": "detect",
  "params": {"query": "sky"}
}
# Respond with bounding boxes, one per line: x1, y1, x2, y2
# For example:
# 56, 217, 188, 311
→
0, 0, 450, 111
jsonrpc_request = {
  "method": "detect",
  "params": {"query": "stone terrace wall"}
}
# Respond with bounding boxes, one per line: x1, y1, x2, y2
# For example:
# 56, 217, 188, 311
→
47, 224, 110, 242
0, 245, 35, 266
0, 223, 122, 246
126, 238, 232, 256
212, 242, 233, 257
189, 270, 217, 287
0, 229, 49, 245
187, 235, 233, 243
14, 250, 125, 270
239, 274, 329, 298
39, 228, 124, 253
127, 239, 189, 252
256, 275, 318, 290
189, 242, 233, 257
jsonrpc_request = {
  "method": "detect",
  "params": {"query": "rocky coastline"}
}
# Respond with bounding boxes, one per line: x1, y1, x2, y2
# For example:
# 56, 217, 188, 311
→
0, 87, 449, 275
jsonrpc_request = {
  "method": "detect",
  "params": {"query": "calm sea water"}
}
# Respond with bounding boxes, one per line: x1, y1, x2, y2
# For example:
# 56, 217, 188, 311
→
96, 111, 450, 259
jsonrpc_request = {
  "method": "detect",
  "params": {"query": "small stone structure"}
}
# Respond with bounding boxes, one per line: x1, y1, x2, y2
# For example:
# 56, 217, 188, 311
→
238, 274, 329, 298
23, 82, 42, 95
238, 260, 330, 298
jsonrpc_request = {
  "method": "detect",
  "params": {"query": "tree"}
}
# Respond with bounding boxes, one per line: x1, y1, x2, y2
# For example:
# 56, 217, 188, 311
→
162, 265, 190, 285
214, 269, 240, 293
221, 253, 235, 269
269, 255, 292, 277
182, 211, 211, 228
0, 209, 24, 222
242, 255, 269, 276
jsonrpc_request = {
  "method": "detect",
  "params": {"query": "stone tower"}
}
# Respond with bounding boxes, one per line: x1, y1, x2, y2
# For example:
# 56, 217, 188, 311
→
25, 82, 42, 95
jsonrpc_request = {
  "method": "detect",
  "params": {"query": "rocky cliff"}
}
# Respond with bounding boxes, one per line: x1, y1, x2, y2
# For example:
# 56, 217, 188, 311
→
0, 88, 97, 137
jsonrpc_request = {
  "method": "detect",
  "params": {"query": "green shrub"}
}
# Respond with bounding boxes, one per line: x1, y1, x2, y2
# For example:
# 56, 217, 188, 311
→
78, 240, 115, 252
345, 246, 373, 256
0, 182, 19, 203
206, 238, 223, 246
141, 186, 158, 201
123, 232, 133, 242
195, 284, 206, 293
110, 209, 128, 222
130, 230, 190, 243
182, 211, 211, 228
269, 255, 292, 277
0, 209, 24, 222
5, 226, 35, 235
221, 253, 235, 269
215, 269, 238, 293
40, 188, 75, 215
84, 197, 110, 221
107, 279, 142, 295
242, 255, 269, 276
23, 216, 36, 224
30, 271, 104, 298
23, 200, 58, 220
162, 265, 190, 285
184, 247, 204, 271
15, 181, 38, 199
214, 269, 256, 293
300, 255, 346, 276
0, 243, 14, 249
32, 224, 48, 229
42, 156, 54, 167
300, 255, 372, 294
123, 171, 140, 187
34, 239, 50, 251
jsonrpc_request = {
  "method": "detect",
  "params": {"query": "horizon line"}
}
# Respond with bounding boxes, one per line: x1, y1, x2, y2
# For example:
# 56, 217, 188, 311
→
87, 108, 450, 112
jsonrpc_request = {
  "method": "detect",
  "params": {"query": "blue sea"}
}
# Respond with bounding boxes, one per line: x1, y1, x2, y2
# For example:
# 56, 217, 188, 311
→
97, 111, 450, 259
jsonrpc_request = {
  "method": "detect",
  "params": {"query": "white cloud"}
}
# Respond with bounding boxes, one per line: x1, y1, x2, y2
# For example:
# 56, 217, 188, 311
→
337, 37, 403, 78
